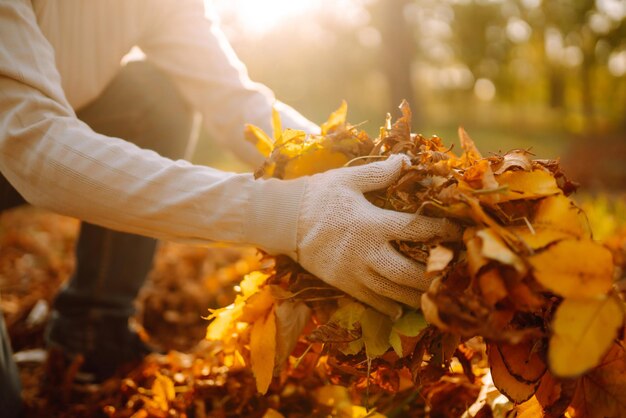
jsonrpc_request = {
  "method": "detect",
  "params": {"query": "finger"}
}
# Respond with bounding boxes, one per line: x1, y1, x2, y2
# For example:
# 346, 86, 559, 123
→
377, 210, 463, 242
345, 154, 410, 193
350, 284, 404, 320
363, 270, 423, 309
371, 243, 429, 289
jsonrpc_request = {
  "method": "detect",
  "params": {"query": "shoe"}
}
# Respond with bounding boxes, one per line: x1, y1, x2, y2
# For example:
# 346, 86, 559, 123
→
44, 310, 160, 383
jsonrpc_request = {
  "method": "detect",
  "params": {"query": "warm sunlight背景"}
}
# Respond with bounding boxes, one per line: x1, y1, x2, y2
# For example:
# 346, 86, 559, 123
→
211, 0, 319, 35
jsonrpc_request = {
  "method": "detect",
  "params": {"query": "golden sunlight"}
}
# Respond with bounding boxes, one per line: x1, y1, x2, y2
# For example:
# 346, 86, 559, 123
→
212, 0, 319, 35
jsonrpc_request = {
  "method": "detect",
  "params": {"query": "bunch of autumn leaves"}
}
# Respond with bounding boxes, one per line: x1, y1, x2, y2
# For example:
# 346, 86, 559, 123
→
205, 101, 625, 416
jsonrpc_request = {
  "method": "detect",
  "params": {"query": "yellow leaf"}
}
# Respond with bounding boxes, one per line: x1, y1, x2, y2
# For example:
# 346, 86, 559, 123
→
549, 295, 624, 378
151, 372, 176, 412
244, 124, 273, 157
240, 271, 271, 298
263, 408, 285, 418
514, 396, 544, 418
320, 100, 347, 135
271, 107, 282, 144
529, 239, 614, 299
205, 303, 240, 340
349, 406, 386, 418
250, 307, 277, 394
510, 194, 591, 249
486, 169, 561, 203
282, 149, 349, 179
240, 286, 275, 323
361, 307, 392, 358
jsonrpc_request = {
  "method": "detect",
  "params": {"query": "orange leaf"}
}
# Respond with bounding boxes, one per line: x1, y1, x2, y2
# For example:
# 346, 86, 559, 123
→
250, 307, 277, 394
568, 336, 626, 418
498, 340, 547, 384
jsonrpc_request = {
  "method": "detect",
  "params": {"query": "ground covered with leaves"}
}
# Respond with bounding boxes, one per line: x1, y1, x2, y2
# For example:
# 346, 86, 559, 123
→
2, 102, 626, 417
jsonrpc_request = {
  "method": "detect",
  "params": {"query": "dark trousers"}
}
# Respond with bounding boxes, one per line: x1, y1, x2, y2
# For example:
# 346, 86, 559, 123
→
0, 61, 195, 416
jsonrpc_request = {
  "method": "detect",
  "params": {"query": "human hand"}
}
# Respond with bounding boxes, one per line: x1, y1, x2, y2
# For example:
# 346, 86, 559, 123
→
295, 154, 461, 319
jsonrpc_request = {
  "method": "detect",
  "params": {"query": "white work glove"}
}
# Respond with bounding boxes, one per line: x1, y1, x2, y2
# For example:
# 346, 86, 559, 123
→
244, 154, 461, 319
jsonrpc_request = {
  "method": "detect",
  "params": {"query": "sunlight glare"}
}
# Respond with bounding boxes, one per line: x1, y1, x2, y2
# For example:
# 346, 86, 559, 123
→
213, 0, 318, 35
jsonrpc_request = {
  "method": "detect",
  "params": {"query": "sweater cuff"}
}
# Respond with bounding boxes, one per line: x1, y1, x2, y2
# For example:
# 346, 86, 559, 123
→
244, 176, 308, 258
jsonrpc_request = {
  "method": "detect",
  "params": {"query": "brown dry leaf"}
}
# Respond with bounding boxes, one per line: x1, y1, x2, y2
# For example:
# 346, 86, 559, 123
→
422, 374, 482, 418
274, 301, 311, 369
477, 269, 508, 306
491, 150, 533, 175
529, 239, 614, 299
548, 295, 624, 378
250, 307, 277, 394
497, 340, 547, 384
568, 336, 626, 418
488, 344, 539, 403
458, 126, 482, 163
534, 371, 577, 417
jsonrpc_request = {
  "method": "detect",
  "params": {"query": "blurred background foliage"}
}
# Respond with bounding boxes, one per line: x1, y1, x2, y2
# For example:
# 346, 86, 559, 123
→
194, 0, 626, 195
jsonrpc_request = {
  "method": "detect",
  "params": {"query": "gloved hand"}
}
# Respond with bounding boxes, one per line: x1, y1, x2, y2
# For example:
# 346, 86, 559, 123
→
296, 154, 460, 318
244, 154, 461, 319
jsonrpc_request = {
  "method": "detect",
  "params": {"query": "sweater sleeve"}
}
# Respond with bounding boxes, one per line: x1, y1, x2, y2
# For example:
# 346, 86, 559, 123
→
0, 0, 306, 255
137, 0, 319, 168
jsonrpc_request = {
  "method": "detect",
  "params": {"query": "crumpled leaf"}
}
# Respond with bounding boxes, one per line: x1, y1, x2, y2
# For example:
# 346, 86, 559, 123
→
250, 307, 277, 394
491, 149, 533, 175
529, 239, 614, 299
548, 294, 624, 378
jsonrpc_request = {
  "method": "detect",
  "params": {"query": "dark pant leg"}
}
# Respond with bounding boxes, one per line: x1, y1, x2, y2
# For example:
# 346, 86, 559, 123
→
50, 60, 194, 326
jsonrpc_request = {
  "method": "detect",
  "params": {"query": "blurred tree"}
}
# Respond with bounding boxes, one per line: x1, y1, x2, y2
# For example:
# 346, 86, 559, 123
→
370, 0, 420, 125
